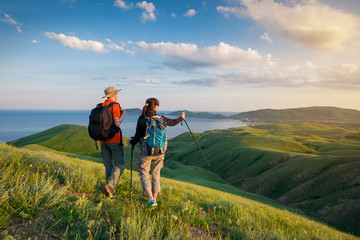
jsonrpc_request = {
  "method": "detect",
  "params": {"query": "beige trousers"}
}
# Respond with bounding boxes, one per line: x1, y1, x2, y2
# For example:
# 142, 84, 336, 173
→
138, 140, 167, 194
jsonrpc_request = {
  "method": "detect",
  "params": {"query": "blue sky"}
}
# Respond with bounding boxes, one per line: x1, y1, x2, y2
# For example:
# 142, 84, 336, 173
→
1, 0, 360, 112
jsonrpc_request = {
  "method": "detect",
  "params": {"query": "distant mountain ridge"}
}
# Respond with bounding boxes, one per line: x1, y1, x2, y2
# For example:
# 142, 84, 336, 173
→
232, 106, 360, 123
125, 108, 141, 115
169, 107, 360, 123
167, 110, 229, 119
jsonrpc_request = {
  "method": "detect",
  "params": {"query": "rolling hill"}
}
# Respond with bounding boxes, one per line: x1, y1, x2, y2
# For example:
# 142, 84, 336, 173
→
166, 122, 360, 235
232, 106, 360, 123
166, 107, 360, 125
8, 124, 281, 207
1, 140, 358, 239
7, 122, 360, 237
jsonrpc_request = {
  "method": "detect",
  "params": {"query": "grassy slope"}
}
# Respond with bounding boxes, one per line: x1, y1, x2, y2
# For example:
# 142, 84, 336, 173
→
166, 122, 360, 236
8, 123, 360, 236
10, 124, 112, 158
1, 142, 358, 239
9, 125, 284, 210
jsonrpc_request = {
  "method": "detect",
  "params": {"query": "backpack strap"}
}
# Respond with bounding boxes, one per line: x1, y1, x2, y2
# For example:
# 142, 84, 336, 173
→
108, 102, 122, 115
110, 102, 123, 143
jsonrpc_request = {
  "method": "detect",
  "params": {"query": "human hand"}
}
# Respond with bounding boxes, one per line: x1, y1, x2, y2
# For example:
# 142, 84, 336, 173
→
130, 137, 136, 150
120, 108, 126, 115
180, 111, 185, 120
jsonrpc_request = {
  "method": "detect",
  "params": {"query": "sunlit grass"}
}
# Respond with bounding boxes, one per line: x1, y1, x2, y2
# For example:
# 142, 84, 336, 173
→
1, 142, 358, 239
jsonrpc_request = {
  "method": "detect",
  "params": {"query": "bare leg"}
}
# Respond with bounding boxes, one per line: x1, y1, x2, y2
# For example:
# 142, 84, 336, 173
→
144, 187, 153, 200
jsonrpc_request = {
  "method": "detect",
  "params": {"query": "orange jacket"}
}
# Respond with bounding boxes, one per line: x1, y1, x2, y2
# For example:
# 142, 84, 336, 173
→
100, 99, 122, 144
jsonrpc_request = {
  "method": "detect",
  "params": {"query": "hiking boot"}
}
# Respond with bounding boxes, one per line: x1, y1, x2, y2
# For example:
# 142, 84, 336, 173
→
147, 199, 157, 209
103, 184, 114, 198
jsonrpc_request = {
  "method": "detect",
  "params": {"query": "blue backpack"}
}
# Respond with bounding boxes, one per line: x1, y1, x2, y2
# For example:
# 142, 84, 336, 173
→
144, 115, 166, 156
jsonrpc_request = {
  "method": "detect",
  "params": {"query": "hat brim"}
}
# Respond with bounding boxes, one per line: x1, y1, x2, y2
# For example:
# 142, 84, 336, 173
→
102, 89, 121, 98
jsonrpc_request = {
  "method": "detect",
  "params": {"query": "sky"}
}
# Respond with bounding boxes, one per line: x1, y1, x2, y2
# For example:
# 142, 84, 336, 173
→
0, 0, 360, 112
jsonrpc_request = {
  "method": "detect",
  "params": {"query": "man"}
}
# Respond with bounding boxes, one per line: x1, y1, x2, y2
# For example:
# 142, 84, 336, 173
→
101, 86, 126, 198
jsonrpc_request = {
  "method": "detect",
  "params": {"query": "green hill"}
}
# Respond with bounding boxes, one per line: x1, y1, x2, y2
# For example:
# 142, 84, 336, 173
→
1, 142, 358, 239
9, 124, 281, 207
7, 122, 360, 237
10, 124, 103, 157
166, 122, 360, 236
232, 106, 360, 123
168, 106, 360, 123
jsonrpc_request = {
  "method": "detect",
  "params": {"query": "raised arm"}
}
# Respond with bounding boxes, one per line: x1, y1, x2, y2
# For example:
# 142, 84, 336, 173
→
161, 112, 185, 126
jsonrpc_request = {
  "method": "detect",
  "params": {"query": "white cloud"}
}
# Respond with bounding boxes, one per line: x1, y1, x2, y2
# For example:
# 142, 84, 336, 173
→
44, 32, 108, 53
176, 62, 360, 89
136, 1, 156, 22
0, 12, 22, 33
306, 61, 317, 69
218, 0, 360, 51
313, 64, 360, 89
136, 1, 155, 13
178, 69, 309, 88
3, 13, 17, 24
114, 1, 156, 23
106, 39, 124, 51
43, 32, 135, 54
16, 26, 22, 33
171, 13, 176, 18
32, 40, 39, 44
184, 9, 196, 17
216, 5, 249, 19
133, 41, 277, 69
106, 39, 135, 55
114, 0, 133, 9
260, 32, 273, 44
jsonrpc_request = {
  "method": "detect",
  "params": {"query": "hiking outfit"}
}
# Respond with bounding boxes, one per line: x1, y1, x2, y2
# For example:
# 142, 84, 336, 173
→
100, 99, 125, 195
130, 115, 182, 197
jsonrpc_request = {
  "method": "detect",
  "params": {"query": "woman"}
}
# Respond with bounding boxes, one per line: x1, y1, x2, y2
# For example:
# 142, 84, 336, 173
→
130, 98, 185, 208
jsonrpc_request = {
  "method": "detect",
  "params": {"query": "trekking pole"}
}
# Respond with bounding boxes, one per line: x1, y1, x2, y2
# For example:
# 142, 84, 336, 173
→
183, 119, 210, 166
130, 144, 134, 194
130, 143, 134, 212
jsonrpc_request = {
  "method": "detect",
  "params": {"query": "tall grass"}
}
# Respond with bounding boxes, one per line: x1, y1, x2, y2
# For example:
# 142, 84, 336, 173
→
1, 142, 359, 239
0, 154, 67, 230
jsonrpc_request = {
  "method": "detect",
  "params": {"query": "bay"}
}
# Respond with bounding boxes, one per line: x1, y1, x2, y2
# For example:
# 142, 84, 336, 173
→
0, 110, 245, 143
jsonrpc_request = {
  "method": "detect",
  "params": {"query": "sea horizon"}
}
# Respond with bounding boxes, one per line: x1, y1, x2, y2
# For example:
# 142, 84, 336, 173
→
0, 110, 245, 143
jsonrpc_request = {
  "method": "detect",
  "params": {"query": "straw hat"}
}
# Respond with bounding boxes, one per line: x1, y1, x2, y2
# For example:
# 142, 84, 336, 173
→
102, 86, 121, 98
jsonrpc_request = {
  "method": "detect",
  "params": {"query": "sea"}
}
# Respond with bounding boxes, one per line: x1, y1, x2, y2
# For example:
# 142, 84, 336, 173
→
0, 110, 245, 143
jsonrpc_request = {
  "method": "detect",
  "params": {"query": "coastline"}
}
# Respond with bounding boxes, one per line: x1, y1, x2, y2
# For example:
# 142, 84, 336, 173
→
0, 110, 244, 143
